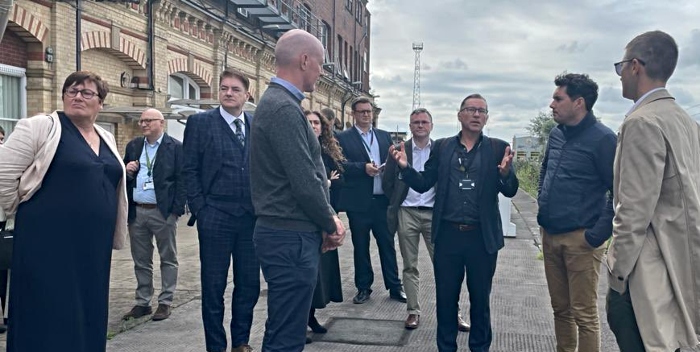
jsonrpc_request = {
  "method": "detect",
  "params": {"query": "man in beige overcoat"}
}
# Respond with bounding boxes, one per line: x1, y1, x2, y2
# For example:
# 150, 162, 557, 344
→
606, 30, 700, 352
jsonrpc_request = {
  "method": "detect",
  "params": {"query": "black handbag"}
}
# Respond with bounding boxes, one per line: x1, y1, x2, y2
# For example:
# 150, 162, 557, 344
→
0, 221, 12, 270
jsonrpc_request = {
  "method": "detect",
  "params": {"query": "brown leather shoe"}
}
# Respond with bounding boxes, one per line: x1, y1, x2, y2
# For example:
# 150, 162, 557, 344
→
152, 304, 171, 321
405, 314, 420, 329
458, 314, 471, 332
231, 344, 253, 352
122, 305, 152, 320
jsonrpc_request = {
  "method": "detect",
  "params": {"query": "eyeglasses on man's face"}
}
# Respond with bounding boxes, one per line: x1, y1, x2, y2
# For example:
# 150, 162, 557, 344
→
138, 118, 163, 125
65, 88, 98, 100
614, 58, 646, 76
459, 107, 488, 115
354, 110, 373, 115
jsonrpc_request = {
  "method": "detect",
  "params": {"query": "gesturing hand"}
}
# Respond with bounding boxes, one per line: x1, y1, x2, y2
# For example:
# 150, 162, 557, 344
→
389, 142, 407, 169
329, 170, 340, 181
498, 146, 514, 177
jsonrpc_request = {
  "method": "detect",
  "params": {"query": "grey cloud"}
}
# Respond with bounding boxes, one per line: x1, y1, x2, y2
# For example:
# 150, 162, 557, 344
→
367, 0, 700, 141
557, 41, 589, 54
679, 29, 700, 68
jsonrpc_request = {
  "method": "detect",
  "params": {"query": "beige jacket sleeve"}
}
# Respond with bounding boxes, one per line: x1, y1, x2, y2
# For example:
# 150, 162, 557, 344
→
608, 116, 666, 293
0, 115, 56, 215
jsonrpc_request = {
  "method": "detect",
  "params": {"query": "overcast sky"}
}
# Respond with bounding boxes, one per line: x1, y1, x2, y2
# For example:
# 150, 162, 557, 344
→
365, 0, 700, 142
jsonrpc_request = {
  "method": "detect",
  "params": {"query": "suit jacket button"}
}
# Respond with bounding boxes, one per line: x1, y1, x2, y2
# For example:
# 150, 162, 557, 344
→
618, 276, 624, 281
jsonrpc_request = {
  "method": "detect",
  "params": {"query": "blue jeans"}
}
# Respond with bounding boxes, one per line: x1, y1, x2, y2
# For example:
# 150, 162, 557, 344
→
254, 226, 321, 352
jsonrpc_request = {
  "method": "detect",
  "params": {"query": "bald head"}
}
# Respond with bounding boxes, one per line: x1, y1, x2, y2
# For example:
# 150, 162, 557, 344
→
139, 108, 165, 142
274, 29, 325, 93
275, 29, 323, 68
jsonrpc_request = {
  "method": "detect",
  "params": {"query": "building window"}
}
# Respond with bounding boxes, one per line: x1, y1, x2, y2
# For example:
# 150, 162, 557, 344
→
298, 4, 312, 32
346, 0, 353, 11
321, 21, 330, 51
168, 73, 200, 101
356, 1, 363, 24
0, 64, 27, 136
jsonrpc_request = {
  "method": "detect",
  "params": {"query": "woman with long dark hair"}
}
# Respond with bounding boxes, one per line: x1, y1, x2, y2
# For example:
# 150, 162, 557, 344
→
305, 110, 344, 342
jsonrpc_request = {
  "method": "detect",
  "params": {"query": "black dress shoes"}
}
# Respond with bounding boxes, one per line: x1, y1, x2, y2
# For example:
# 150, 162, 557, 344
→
389, 287, 407, 303
353, 289, 372, 304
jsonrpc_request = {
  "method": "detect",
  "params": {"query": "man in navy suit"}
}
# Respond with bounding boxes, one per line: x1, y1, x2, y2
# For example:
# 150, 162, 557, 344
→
337, 97, 405, 304
183, 69, 259, 352
390, 94, 518, 352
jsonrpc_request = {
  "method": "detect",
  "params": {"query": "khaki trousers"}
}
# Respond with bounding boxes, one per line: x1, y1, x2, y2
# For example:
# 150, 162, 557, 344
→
543, 228, 605, 352
397, 207, 434, 315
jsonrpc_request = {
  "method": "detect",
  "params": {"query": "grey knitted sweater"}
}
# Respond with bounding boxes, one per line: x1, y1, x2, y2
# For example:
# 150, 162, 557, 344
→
250, 83, 336, 234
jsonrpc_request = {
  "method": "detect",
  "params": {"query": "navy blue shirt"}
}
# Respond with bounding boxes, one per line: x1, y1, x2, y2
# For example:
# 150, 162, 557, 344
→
442, 134, 482, 224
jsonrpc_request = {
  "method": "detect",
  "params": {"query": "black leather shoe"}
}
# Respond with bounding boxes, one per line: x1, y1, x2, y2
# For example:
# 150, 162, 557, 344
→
306, 337, 312, 344
389, 287, 407, 303
353, 289, 372, 304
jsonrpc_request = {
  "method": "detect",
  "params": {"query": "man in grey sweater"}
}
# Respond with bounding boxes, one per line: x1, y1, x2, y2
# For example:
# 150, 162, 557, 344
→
250, 29, 346, 352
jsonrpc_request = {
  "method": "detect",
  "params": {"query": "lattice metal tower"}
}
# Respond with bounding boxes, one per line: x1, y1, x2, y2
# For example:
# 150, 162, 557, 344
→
412, 42, 423, 110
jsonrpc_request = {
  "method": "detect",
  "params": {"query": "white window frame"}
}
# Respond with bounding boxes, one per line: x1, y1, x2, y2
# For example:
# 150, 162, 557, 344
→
168, 73, 201, 101
0, 64, 28, 132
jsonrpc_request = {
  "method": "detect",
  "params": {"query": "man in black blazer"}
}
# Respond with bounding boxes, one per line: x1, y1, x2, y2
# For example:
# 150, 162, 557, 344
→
337, 97, 405, 304
390, 94, 518, 352
122, 108, 186, 322
183, 69, 259, 352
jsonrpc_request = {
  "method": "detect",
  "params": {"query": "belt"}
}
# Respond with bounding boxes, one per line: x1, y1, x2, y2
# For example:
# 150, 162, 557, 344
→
135, 203, 158, 209
405, 206, 432, 211
449, 222, 480, 232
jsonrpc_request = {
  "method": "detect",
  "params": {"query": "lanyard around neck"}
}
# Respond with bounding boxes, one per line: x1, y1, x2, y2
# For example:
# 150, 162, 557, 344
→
360, 130, 375, 162
143, 140, 157, 177
458, 141, 481, 177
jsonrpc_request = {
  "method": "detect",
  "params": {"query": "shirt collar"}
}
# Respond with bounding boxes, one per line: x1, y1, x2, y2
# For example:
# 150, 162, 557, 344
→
271, 77, 306, 102
412, 139, 432, 151
626, 87, 665, 116
144, 133, 164, 147
354, 125, 373, 136
219, 106, 245, 126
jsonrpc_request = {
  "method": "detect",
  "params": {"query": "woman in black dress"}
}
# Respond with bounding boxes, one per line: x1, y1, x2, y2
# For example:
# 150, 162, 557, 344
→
0, 71, 128, 352
305, 111, 344, 341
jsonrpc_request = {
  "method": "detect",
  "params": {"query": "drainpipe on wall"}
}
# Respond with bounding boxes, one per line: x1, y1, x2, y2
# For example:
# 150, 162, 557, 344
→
146, 0, 155, 90
75, 0, 81, 71
340, 89, 354, 127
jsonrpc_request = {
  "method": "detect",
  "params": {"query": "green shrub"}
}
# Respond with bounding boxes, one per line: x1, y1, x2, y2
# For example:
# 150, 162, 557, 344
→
515, 159, 540, 197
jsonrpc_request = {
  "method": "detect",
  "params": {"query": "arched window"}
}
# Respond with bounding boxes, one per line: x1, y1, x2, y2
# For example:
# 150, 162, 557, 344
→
168, 73, 200, 101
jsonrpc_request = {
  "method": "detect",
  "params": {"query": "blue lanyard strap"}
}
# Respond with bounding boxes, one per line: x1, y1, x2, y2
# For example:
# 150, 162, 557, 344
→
360, 130, 375, 163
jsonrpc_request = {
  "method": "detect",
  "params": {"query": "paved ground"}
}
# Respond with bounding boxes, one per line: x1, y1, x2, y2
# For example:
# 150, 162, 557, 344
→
0, 190, 621, 351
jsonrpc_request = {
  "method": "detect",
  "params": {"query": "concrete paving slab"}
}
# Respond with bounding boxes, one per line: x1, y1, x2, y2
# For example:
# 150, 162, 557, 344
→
1, 190, 626, 351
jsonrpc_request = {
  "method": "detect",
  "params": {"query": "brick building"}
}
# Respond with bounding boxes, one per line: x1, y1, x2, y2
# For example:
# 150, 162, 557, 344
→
0, 0, 375, 150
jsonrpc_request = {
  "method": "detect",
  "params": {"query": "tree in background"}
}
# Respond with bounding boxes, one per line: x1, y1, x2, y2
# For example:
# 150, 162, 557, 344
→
517, 112, 556, 197
526, 111, 556, 147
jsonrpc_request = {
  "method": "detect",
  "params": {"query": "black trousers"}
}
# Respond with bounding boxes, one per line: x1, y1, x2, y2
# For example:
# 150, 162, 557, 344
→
346, 195, 401, 291
606, 287, 646, 352
434, 223, 498, 352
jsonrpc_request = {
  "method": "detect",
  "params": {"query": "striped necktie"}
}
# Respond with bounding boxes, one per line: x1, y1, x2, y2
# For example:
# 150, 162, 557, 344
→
233, 118, 245, 147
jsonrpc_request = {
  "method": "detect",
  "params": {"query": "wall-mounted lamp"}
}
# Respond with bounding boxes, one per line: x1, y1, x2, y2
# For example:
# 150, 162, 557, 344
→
45, 46, 54, 63
120, 72, 132, 88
